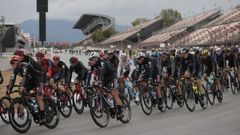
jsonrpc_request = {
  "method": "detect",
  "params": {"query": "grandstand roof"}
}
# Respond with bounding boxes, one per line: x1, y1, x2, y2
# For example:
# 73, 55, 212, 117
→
204, 7, 240, 28
73, 13, 115, 35
101, 17, 163, 45
142, 8, 221, 44
172, 21, 240, 47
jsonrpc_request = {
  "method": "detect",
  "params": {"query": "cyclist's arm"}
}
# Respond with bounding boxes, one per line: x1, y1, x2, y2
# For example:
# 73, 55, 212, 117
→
8, 72, 17, 92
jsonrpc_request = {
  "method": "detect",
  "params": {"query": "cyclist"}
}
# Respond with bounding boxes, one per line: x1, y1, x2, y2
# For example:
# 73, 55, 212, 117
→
7, 55, 45, 123
35, 51, 57, 91
14, 49, 42, 72
107, 50, 119, 70
117, 53, 136, 98
52, 55, 72, 97
201, 50, 222, 99
68, 56, 88, 101
134, 52, 163, 109
88, 52, 123, 119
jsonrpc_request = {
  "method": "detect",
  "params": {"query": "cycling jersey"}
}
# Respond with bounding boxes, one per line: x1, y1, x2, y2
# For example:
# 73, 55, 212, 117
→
39, 58, 57, 78
213, 53, 225, 68
108, 54, 119, 70
8, 62, 42, 92
69, 61, 88, 83
22, 55, 42, 72
201, 55, 216, 75
90, 59, 116, 88
118, 58, 134, 78
135, 57, 156, 82
225, 53, 236, 68
54, 61, 69, 83
159, 56, 175, 78
180, 54, 196, 75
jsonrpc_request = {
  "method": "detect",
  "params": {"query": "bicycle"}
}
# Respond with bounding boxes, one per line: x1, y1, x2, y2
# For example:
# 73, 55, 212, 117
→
229, 68, 240, 95
89, 84, 131, 128
181, 77, 208, 112
118, 79, 135, 104
139, 81, 166, 115
205, 72, 223, 105
162, 78, 184, 110
8, 86, 60, 133
50, 81, 72, 118
0, 86, 20, 124
69, 82, 90, 114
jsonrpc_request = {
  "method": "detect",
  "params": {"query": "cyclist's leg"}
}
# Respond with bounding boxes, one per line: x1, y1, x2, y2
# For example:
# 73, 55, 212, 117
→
63, 72, 72, 97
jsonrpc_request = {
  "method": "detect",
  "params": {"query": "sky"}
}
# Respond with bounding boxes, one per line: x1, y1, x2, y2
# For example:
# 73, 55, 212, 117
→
0, 0, 240, 26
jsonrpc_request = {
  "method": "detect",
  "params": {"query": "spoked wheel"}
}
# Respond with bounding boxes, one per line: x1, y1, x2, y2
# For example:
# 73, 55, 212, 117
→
140, 87, 153, 115
119, 96, 131, 124
231, 76, 238, 95
44, 97, 60, 129
164, 85, 173, 110
183, 83, 196, 112
206, 83, 215, 105
159, 88, 167, 113
57, 92, 72, 118
216, 90, 223, 103
89, 95, 109, 128
0, 97, 11, 124
199, 85, 208, 109
72, 91, 84, 114
8, 98, 32, 134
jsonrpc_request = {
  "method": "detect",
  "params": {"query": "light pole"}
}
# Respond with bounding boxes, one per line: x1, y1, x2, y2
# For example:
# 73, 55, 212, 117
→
0, 15, 5, 59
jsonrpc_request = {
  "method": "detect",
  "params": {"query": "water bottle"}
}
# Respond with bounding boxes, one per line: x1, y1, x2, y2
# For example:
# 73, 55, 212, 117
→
209, 74, 214, 84
108, 98, 114, 109
29, 98, 39, 113
151, 90, 156, 99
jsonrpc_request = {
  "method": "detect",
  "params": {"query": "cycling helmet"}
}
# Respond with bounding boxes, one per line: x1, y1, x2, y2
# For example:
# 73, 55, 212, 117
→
53, 55, 60, 61
181, 48, 189, 53
36, 51, 45, 58
88, 52, 99, 59
136, 52, 145, 59
120, 53, 127, 58
14, 49, 24, 56
70, 57, 78, 64
9, 55, 21, 64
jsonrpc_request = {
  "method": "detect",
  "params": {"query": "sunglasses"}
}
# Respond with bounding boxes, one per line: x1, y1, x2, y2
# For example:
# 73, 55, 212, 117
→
89, 58, 95, 61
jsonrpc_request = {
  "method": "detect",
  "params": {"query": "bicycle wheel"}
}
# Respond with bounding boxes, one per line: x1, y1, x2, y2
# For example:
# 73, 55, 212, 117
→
8, 98, 32, 134
164, 85, 173, 110
230, 76, 237, 95
0, 97, 11, 124
199, 85, 208, 109
216, 90, 223, 103
183, 83, 196, 112
72, 90, 84, 114
57, 92, 72, 118
119, 96, 131, 124
44, 97, 60, 129
159, 88, 167, 113
89, 95, 109, 128
140, 87, 153, 115
206, 82, 215, 105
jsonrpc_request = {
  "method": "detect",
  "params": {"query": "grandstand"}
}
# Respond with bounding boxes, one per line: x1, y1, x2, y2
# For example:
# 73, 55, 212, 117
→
172, 6, 240, 47
141, 8, 221, 48
100, 17, 163, 49
73, 14, 115, 46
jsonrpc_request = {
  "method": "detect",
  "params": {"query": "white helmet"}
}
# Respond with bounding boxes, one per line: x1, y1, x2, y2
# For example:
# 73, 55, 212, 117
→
120, 53, 127, 58
136, 52, 145, 59
88, 52, 99, 59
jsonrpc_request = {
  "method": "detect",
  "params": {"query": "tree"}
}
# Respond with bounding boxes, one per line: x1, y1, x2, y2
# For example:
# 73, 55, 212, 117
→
131, 18, 148, 26
156, 9, 182, 27
90, 28, 116, 43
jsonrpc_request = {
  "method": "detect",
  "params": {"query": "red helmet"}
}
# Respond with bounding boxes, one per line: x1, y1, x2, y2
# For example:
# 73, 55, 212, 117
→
53, 55, 60, 61
70, 57, 78, 64
36, 52, 45, 58
9, 55, 21, 64
14, 49, 24, 56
